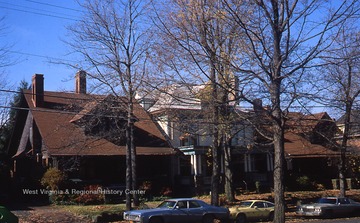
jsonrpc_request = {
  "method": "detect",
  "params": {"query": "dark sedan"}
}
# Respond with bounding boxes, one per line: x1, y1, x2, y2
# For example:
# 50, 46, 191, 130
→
297, 197, 360, 218
123, 198, 229, 223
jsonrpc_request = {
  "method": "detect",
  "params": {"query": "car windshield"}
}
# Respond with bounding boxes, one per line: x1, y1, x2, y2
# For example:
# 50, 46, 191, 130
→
318, 198, 337, 204
239, 201, 253, 207
158, 201, 177, 209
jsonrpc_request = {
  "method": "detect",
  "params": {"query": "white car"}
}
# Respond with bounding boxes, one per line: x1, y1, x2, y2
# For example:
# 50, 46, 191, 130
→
297, 197, 360, 218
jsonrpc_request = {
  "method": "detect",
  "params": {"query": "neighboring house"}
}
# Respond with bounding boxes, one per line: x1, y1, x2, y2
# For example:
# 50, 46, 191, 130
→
337, 110, 360, 152
7, 72, 177, 196
140, 85, 343, 192
138, 84, 265, 194
283, 112, 341, 189
336, 111, 360, 186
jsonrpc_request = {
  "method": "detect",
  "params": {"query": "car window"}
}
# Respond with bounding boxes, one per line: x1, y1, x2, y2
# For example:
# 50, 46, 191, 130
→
254, 202, 266, 208
318, 198, 337, 204
189, 201, 201, 208
239, 201, 253, 207
177, 201, 187, 209
338, 198, 350, 204
158, 201, 176, 209
266, 202, 274, 207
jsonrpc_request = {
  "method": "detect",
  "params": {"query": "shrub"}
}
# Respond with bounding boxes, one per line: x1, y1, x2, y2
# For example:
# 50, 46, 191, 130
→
74, 185, 104, 205
41, 168, 66, 190
296, 175, 312, 190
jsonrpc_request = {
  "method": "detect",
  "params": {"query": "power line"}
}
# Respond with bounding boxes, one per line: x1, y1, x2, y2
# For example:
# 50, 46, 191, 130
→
25, 0, 83, 13
8, 50, 76, 63
0, 3, 79, 21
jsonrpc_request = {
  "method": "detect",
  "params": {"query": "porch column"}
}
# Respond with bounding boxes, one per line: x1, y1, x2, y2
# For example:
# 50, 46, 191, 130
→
191, 155, 195, 175
193, 154, 198, 175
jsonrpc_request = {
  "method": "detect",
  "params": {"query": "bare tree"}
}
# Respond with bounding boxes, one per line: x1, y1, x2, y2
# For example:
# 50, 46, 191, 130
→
0, 16, 16, 153
313, 25, 360, 197
222, 1, 359, 222
153, 0, 244, 205
66, 0, 154, 210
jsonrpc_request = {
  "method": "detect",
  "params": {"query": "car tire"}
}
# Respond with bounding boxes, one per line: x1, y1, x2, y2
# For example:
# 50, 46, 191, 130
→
202, 214, 215, 223
268, 212, 274, 221
235, 214, 246, 223
149, 217, 163, 223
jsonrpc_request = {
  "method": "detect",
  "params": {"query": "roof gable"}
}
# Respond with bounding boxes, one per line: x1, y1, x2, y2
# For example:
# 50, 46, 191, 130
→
17, 89, 174, 156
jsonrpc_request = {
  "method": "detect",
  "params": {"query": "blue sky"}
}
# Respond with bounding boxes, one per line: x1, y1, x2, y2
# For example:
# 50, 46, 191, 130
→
2, 0, 82, 92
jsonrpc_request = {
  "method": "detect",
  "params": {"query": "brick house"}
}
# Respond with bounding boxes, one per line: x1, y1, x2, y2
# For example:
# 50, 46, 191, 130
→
7, 72, 177, 196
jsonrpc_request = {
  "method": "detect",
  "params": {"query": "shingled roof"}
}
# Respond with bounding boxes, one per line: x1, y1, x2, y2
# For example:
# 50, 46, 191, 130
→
13, 86, 175, 157
284, 112, 340, 158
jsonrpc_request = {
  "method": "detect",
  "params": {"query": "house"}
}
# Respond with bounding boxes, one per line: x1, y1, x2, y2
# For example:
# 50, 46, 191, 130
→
140, 85, 343, 192
336, 111, 360, 187
283, 112, 341, 189
138, 84, 264, 194
7, 72, 177, 197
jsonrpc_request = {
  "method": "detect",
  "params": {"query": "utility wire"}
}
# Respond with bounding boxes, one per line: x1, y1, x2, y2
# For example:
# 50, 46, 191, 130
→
0, 5, 79, 21
8, 50, 76, 63
25, 0, 83, 13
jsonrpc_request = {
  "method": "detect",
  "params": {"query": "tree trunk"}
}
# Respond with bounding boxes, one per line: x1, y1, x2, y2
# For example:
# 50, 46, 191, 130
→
271, 81, 285, 223
339, 101, 352, 197
126, 115, 132, 210
129, 97, 139, 206
223, 136, 235, 202
273, 126, 285, 223
210, 58, 220, 206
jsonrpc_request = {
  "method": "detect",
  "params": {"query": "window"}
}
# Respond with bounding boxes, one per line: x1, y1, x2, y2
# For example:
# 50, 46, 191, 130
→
189, 201, 201, 208
180, 134, 198, 146
177, 201, 187, 209
253, 202, 266, 208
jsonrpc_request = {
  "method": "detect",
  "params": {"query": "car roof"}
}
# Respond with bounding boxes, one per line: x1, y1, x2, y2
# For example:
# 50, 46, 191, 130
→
164, 198, 200, 202
242, 200, 273, 203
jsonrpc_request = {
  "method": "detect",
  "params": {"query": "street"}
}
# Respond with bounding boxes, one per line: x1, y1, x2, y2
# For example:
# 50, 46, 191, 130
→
286, 217, 360, 223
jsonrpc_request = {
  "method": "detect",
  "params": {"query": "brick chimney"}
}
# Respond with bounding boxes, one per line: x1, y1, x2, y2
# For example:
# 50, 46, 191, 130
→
32, 74, 44, 107
75, 70, 86, 94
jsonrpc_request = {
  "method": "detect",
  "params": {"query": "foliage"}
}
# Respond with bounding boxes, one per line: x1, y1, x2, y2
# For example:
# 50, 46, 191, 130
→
0, 80, 29, 154
74, 185, 104, 205
295, 176, 313, 191
41, 168, 66, 190
160, 187, 172, 197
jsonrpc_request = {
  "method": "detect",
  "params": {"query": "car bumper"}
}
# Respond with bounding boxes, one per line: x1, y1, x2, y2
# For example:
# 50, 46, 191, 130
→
296, 211, 322, 216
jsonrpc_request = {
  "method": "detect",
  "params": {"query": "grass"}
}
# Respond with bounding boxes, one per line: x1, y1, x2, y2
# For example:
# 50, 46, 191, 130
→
60, 204, 126, 219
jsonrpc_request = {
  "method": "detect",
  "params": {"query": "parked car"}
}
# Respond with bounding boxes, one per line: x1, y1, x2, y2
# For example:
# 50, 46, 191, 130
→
0, 206, 18, 223
296, 197, 360, 218
228, 200, 274, 223
123, 198, 229, 223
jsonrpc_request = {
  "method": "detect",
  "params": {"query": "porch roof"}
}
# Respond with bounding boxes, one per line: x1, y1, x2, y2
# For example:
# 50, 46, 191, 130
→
284, 132, 340, 158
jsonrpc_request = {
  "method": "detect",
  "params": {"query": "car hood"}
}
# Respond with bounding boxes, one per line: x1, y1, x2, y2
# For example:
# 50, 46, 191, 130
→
125, 208, 170, 215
